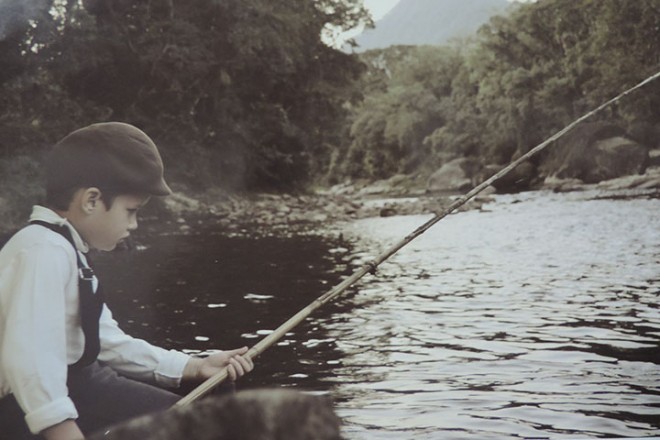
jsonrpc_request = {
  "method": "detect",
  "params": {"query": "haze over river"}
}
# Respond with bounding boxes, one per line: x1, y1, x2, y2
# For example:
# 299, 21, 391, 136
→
95, 189, 659, 439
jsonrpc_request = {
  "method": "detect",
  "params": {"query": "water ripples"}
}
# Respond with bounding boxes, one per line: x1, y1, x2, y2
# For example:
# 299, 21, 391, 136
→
95, 189, 659, 439
331, 190, 660, 439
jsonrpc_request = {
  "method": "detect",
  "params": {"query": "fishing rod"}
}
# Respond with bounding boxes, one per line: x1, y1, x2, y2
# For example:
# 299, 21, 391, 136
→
174, 69, 660, 408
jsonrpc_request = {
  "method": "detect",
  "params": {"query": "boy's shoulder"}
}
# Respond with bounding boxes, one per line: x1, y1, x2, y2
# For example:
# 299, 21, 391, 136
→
0, 224, 75, 261
0, 229, 15, 249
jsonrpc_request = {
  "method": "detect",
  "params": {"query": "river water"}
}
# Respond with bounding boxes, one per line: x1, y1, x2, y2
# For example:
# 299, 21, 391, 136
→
94, 189, 660, 439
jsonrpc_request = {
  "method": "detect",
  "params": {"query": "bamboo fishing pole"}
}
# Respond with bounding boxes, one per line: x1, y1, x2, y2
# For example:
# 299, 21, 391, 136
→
174, 69, 660, 408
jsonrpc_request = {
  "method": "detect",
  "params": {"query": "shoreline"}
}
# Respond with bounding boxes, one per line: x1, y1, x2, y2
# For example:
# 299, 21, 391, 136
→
2, 168, 658, 241
142, 167, 660, 238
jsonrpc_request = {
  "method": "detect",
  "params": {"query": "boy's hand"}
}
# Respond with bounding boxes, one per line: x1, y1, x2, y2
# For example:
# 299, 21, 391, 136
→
183, 347, 254, 382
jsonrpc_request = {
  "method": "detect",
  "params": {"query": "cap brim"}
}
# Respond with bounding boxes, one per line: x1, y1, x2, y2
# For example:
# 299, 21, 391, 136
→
150, 179, 172, 196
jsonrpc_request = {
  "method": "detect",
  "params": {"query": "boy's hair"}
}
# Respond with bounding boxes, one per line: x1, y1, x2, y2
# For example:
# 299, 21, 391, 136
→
46, 187, 121, 211
45, 122, 171, 210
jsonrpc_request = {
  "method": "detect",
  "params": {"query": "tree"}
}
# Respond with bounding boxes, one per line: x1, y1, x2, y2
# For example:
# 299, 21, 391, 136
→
342, 45, 464, 178
0, 0, 371, 191
333, 0, 660, 183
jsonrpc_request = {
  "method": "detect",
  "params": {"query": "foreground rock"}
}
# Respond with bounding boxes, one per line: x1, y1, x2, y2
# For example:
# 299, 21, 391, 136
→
89, 389, 341, 440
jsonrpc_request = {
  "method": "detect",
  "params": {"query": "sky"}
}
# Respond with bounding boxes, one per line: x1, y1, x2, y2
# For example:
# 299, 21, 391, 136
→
364, 0, 525, 21
364, 0, 400, 21
325, 0, 400, 48
364, 0, 530, 20
331, 0, 529, 48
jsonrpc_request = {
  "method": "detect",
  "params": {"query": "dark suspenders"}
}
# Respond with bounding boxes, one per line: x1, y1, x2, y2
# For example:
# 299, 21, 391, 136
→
30, 221, 104, 369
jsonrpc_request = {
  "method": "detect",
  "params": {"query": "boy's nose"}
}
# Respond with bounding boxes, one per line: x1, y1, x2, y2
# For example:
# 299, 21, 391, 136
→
128, 219, 138, 231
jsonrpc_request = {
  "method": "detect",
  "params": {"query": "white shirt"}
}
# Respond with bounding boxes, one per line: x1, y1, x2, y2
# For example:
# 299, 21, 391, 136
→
0, 206, 190, 434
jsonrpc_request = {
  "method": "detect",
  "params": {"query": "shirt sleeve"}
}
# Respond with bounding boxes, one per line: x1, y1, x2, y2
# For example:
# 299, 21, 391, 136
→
97, 306, 190, 388
0, 244, 79, 434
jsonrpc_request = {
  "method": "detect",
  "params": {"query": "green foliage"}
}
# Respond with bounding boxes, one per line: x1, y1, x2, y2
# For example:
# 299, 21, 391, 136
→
0, 155, 44, 228
0, 0, 369, 192
340, 45, 463, 178
2, 0, 659, 197
337, 0, 660, 179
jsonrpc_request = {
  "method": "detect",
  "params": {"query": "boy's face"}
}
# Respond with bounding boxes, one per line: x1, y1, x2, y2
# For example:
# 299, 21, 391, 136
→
84, 193, 150, 251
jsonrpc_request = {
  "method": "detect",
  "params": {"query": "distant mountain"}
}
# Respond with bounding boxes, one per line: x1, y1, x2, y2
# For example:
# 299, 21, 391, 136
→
353, 0, 511, 51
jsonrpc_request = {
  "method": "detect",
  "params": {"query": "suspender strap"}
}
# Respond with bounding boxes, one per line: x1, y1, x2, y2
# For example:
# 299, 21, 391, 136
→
30, 220, 104, 369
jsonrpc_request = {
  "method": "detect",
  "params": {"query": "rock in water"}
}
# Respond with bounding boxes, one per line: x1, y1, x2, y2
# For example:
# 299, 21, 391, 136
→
89, 389, 342, 440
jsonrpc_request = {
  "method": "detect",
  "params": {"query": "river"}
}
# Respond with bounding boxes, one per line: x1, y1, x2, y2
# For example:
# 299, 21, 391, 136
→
94, 189, 660, 439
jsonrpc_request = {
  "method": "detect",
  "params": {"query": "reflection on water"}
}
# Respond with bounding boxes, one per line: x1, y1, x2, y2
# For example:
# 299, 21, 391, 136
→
94, 190, 659, 439
336, 190, 659, 439
95, 233, 351, 390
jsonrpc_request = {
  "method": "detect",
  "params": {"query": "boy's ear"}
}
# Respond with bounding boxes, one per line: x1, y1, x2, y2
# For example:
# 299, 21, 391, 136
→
81, 187, 102, 214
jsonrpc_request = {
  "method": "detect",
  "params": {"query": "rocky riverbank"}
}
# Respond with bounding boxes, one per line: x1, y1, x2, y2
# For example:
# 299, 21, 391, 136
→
142, 187, 477, 238
2, 163, 658, 243
141, 164, 660, 239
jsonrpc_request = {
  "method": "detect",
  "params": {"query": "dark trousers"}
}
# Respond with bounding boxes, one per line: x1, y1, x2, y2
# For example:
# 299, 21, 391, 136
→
0, 362, 181, 439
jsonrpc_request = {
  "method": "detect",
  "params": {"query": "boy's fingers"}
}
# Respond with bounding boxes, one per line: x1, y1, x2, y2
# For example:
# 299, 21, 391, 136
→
229, 357, 244, 377
225, 346, 249, 357
227, 364, 237, 381
237, 355, 254, 372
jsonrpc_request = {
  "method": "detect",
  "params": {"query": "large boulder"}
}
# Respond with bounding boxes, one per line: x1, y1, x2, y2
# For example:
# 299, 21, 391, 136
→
486, 160, 537, 193
578, 136, 648, 183
357, 173, 411, 196
89, 389, 342, 440
427, 157, 481, 192
542, 122, 649, 184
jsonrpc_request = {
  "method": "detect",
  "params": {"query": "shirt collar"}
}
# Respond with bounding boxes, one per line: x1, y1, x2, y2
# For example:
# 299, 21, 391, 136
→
29, 205, 90, 253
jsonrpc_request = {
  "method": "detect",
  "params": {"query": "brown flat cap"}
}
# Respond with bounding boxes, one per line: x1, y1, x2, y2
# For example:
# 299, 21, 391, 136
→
46, 122, 172, 196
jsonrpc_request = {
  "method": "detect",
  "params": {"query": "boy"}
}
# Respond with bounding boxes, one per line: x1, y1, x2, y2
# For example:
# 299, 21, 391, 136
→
0, 122, 254, 439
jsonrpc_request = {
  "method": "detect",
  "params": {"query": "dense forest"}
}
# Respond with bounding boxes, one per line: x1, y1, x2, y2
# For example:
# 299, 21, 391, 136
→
336, 0, 660, 181
1, 0, 659, 223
